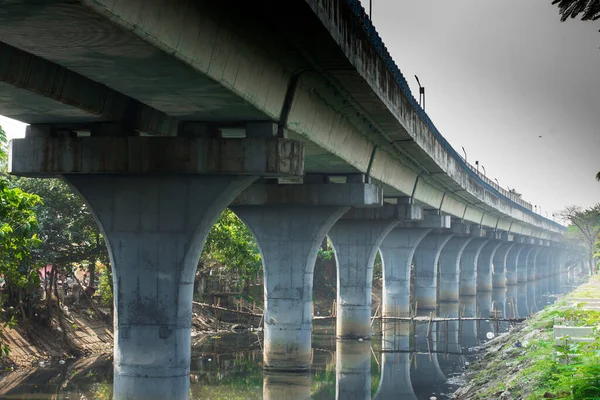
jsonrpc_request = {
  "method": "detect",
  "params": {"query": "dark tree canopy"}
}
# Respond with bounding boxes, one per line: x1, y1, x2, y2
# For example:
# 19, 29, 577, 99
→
552, 0, 600, 21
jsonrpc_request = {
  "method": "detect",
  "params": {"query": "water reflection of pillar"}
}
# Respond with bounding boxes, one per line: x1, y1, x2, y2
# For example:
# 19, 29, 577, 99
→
459, 296, 478, 351
476, 291, 493, 342
411, 314, 446, 399
336, 340, 371, 400
526, 280, 538, 314
536, 277, 549, 310
263, 372, 311, 400
505, 284, 518, 319
374, 322, 417, 400
516, 282, 530, 318
491, 287, 510, 333
437, 303, 462, 378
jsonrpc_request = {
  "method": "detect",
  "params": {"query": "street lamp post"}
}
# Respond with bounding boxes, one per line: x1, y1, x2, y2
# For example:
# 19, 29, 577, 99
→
461, 146, 467, 162
481, 165, 487, 176
415, 75, 425, 110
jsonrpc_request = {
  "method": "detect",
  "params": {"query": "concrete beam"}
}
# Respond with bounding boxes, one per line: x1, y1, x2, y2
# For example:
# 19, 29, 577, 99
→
232, 182, 382, 207
0, 41, 176, 134
9, 137, 304, 177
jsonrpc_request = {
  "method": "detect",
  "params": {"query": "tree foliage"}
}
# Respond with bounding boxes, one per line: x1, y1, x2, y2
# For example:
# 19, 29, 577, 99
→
0, 125, 42, 355
200, 209, 261, 293
552, 0, 600, 21
558, 204, 600, 274
15, 177, 107, 270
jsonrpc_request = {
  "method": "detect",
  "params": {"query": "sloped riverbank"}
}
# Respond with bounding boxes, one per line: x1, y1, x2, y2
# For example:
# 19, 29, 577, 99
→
453, 276, 599, 400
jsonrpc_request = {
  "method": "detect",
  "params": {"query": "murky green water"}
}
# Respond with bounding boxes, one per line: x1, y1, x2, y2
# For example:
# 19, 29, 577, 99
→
0, 278, 570, 399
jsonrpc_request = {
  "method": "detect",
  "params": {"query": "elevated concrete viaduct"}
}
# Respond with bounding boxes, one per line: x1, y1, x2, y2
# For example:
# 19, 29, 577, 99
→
2, 0, 580, 398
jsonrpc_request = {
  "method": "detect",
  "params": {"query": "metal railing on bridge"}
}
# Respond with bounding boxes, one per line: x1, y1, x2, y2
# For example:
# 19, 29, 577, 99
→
343, 0, 562, 227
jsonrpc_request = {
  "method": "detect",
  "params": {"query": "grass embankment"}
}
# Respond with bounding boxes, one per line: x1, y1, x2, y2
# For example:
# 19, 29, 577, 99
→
454, 276, 600, 400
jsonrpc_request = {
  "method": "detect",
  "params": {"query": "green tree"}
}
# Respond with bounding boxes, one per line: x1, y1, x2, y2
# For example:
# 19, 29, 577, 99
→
552, 0, 600, 21
15, 177, 108, 285
0, 125, 42, 355
558, 204, 600, 275
200, 209, 261, 296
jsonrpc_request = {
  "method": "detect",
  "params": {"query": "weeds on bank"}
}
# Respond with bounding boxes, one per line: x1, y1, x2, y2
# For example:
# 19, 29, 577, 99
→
502, 303, 600, 399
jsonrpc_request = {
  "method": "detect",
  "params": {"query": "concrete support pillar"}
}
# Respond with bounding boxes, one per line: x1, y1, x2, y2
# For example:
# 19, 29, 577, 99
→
492, 242, 516, 288
65, 175, 257, 400
329, 219, 398, 339
412, 232, 454, 310
232, 181, 382, 371
505, 244, 525, 285
374, 322, 416, 400
438, 237, 474, 302
336, 340, 371, 400
527, 246, 543, 281
460, 239, 489, 296
477, 241, 503, 292
233, 205, 348, 371
517, 245, 533, 283
379, 228, 430, 317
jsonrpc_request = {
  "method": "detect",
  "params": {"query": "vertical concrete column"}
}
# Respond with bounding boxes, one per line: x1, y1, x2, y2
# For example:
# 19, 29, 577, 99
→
460, 239, 489, 296
379, 228, 430, 317
438, 237, 474, 302
374, 322, 416, 400
517, 245, 533, 283
477, 241, 503, 292
65, 175, 256, 400
336, 340, 371, 400
329, 220, 399, 339
413, 232, 454, 310
505, 244, 525, 285
492, 242, 516, 288
233, 205, 348, 371
527, 246, 543, 281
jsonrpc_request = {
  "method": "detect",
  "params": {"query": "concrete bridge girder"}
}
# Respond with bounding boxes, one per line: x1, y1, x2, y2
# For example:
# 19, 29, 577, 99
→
0, 0, 565, 239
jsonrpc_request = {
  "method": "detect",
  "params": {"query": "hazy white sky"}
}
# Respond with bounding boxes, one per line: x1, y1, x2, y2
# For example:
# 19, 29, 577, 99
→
1, 0, 599, 215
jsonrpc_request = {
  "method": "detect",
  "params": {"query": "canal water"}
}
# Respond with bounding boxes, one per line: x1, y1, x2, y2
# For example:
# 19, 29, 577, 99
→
0, 277, 573, 399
